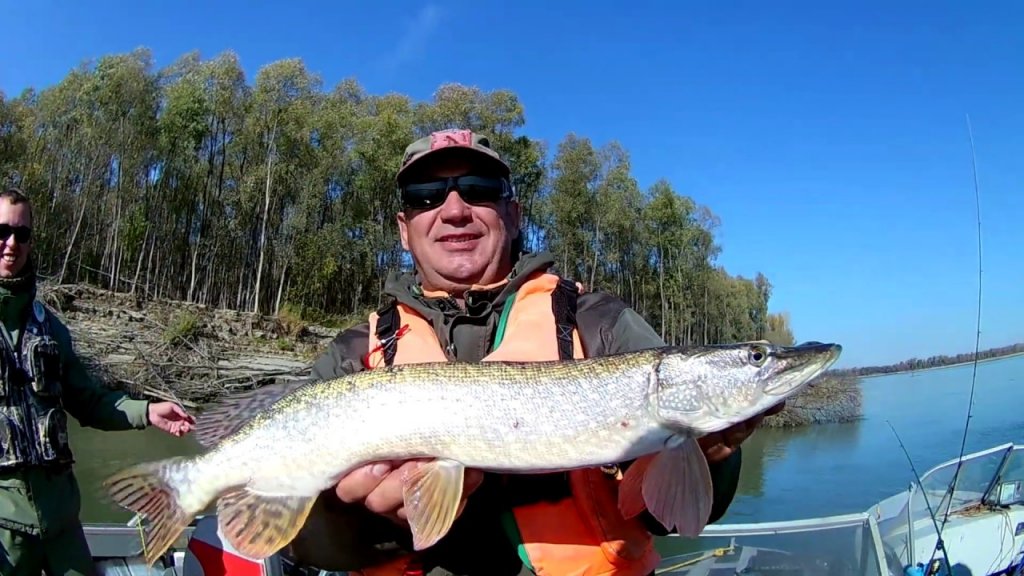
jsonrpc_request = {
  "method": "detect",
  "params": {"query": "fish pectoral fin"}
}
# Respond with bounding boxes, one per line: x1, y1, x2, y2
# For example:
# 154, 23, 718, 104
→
617, 454, 657, 519
640, 438, 714, 537
401, 459, 466, 551
216, 487, 317, 560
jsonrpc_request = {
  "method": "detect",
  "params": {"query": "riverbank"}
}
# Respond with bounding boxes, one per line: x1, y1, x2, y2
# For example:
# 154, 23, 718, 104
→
41, 282, 862, 425
39, 282, 343, 406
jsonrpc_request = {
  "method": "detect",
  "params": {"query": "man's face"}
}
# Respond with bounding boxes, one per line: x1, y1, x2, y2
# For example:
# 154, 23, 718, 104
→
0, 198, 31, 279
397, 155, 521, 294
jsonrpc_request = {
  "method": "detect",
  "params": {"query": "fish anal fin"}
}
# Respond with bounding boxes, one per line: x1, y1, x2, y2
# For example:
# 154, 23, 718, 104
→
401, 459, 466, 550
196, 381, 307, 448
216, 487, 317, 560
617, 454, 657, 519
641, 437, 714, 537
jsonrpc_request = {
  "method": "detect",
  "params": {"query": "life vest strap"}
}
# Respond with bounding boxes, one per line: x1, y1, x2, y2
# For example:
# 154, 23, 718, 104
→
374, 299, 401, 367
552, 277, 579, 361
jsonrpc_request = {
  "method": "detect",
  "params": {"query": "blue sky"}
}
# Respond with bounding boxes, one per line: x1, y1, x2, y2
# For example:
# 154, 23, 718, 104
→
1, 0, 1021, 368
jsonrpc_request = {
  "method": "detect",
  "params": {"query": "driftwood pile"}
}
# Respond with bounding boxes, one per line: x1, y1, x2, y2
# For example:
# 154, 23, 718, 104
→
37, 284, 341, 407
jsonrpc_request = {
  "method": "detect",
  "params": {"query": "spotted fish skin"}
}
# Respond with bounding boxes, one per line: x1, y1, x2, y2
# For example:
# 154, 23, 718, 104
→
103, 341, 842, 567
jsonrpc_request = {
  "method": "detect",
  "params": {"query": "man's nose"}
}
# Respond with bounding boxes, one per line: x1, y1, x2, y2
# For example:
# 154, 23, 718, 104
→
438, 189, 472, 221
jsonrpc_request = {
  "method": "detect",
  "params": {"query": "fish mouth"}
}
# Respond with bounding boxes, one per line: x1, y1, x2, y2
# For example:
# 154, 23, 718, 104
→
763, 342, 843, 395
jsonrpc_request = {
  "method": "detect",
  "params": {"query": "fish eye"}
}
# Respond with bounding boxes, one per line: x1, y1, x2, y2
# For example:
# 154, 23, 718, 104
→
749, 345, 768, 366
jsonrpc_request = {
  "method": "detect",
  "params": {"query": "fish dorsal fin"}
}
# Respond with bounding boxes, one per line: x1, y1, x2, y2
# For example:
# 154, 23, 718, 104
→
216, 487, 317, 560
195, 381, 308, 448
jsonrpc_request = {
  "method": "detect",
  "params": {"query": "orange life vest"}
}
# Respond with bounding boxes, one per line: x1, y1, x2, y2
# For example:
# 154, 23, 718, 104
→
353, 271, 660, 576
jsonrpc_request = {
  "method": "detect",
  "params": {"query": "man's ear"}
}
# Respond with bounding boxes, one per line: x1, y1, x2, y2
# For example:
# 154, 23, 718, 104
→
507, 200, 521, 237
397, 212, 411, 251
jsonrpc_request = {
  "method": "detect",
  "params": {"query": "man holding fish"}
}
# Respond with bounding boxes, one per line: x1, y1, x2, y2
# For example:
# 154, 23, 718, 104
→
278, 129, 792, 575
104, 129, 840, 576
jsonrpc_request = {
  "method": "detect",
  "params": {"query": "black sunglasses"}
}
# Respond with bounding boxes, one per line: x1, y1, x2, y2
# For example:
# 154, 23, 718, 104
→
400, 175, 512, 210
0, 224, 31, 243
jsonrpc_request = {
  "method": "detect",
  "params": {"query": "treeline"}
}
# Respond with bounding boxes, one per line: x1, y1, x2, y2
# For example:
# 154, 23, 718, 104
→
0, 47, 795, 347
831, 342, 1024, 377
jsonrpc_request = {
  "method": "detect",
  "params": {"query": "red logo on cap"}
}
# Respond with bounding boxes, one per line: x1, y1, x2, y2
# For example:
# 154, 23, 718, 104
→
430, 129, 473, 150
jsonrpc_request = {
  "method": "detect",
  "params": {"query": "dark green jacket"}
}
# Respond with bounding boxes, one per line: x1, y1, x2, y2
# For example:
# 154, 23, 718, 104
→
283, 252, 742, 575
0, 283, 150, 537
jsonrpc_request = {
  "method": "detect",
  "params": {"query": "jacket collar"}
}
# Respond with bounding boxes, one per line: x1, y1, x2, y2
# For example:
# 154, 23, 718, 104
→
382, 251, 558, 322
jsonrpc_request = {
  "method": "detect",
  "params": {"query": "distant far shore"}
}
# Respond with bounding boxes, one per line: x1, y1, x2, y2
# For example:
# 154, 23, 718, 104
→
853, 350, 1024, 380
827, 343, 1024, 381
762, 344, 1023, 428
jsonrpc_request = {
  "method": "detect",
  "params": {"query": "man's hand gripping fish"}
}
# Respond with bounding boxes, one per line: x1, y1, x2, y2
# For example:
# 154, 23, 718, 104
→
103, 341, 842, 566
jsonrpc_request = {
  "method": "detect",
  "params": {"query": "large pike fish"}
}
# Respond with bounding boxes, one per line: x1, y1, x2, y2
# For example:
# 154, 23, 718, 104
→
104, 341, 841, 566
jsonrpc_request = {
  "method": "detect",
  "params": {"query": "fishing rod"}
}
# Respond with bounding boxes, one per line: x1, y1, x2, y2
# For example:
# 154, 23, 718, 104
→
886, 420, 953, 575
925, 113, 985, 573
888, 114, 984, 576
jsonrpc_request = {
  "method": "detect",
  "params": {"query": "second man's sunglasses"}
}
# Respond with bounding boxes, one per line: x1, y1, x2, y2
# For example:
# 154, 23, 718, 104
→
0, 224, 31, 243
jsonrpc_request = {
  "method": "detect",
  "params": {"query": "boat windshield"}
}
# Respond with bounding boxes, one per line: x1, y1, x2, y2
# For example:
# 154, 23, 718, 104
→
656, 513, 896, 576
985, 444, 1024, 507
918, 444, 1010, 516
871, 443, 1021, 570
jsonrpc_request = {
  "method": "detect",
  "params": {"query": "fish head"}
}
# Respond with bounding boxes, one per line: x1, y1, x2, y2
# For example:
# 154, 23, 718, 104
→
651, 340, 842, 436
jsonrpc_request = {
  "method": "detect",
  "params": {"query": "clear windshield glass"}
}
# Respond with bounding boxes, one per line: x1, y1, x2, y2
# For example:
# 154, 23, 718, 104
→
656, 514, 896, 576
917, 446, 1009, 521
874, 444, 1015, 569
986, 446, 1024, 506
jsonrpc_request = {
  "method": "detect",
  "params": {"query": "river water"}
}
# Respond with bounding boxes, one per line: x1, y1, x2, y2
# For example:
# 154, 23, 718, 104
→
69, 353, 1024, 534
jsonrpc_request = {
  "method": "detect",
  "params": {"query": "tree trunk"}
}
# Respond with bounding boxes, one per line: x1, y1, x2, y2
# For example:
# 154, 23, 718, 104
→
253, 120, 277, 314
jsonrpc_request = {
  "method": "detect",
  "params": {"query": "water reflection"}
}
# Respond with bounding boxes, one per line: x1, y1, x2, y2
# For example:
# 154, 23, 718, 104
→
70, 418, 202, 523
722, 355, 1024, 524
734, 420, 864, 502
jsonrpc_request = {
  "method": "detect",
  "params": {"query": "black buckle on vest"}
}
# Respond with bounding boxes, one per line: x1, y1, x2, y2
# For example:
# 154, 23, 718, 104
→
551, 278, 578, 361
375, 300, 401, 368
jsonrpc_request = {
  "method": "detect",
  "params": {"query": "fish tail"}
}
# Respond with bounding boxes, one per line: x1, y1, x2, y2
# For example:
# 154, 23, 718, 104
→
103, 456, 211, 567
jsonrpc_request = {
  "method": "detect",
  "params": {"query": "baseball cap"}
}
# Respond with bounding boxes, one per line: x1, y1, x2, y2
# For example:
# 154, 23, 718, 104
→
396, 128, 511, 184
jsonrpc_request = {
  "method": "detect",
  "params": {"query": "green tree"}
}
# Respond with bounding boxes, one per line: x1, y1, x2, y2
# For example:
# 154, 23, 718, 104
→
4, 47, 795, 346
